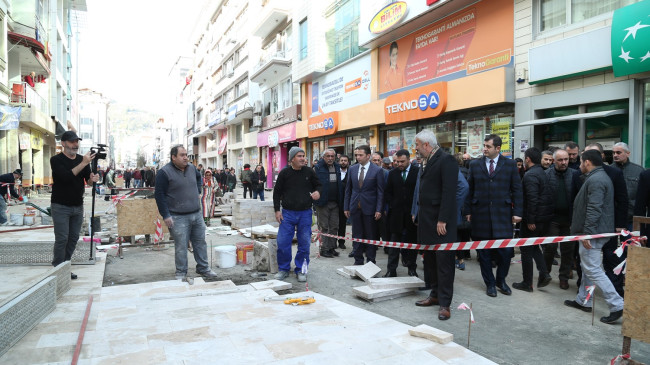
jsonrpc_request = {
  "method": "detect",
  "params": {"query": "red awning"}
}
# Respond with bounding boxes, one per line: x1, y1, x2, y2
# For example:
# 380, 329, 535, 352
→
8, 31, 46, 54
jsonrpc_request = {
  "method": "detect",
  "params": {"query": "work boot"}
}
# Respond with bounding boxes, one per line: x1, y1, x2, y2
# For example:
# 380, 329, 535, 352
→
275, 271, 289, 280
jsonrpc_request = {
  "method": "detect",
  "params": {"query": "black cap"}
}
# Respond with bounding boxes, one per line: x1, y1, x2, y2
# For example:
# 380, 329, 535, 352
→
13, 169, 22, 176
61, 131, 82, 142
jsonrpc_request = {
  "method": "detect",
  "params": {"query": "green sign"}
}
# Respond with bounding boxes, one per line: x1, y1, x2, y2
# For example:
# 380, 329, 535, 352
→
611, 0, 650, 77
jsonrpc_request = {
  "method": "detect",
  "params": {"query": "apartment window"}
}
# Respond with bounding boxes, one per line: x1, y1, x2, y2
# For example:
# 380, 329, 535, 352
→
235, 79, 248, 98
325, 0, 366, 69
539, 0, 637, 32
284, 25, 292, 54
81, 117, 93, 125
235, 42, 247, 65
299, 19, 308, 60
280, 78, 292, 109
235, 124, 243, 143
81, 132, 93, 140
225, 87, 234, 104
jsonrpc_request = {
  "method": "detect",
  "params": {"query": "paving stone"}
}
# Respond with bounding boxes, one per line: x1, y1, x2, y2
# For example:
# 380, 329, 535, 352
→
353, 285, 417, 300
342, 266, 358, 276
249, 280, 291, 291
336, 268, 353, 278
408, 324, 454, 344
367, 276, 424, 290
355, 262, 381, 282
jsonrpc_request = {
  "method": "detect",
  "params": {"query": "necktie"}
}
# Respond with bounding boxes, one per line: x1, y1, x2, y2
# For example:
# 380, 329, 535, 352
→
359, 166, 365, 188
402, 170, 407, 181
489, 159, 495, 176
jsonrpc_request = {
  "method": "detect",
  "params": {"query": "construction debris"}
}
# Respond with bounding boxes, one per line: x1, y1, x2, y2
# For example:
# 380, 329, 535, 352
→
355, 261, 382, 282
409, 324, 454, 344
249, 279, 291, 291
353, 286, 417, 302
367, 276, 424, 290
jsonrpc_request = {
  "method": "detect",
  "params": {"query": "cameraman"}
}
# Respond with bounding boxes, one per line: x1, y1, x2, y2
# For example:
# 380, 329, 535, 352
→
50, 131, 99, 279
0, 169, 25, 225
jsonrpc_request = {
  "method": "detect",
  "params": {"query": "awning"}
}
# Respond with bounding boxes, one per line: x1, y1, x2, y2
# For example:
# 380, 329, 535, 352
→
518, 109, 627, 127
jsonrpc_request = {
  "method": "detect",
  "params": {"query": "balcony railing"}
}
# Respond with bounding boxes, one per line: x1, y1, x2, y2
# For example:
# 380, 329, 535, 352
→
12, 82, 47, 114
254, 49, 290, 73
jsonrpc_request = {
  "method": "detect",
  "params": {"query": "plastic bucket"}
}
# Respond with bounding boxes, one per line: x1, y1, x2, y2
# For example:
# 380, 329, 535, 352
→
23, 215, 35, 225
41, 215, 53, 225
236, 242, 254, 265
24, 207, 37, 216
10, 213, 23, 225
214, 245, 236, 268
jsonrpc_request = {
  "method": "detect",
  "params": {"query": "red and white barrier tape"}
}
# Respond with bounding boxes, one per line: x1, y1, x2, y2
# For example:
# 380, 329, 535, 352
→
316, 229, 644, 252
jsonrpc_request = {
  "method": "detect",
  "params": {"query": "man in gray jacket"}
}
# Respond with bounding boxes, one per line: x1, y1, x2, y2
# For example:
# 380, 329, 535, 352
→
564, 150, 623, 324
155, 145, 218, 281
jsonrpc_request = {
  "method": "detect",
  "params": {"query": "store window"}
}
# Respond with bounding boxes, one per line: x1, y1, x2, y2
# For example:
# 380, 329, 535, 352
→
346, 132, 370, 160
538, 0, 638, 33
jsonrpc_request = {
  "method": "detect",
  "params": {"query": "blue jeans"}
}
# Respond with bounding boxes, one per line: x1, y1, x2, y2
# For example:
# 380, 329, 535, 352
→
134, 179, 141, 188
576, 237, 624, 312
253, 189, 265, 201
51, 203, 84, 266
277, 209, 312, 273
0, 197, 7, 224
169, 211, 210, 277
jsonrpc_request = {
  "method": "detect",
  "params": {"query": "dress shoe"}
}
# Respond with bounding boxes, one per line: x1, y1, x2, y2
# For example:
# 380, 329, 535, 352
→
71, 272, 78, 280
338, 243, 347, 249
496, 282, 512, 295
418, 285, 432, 291
415, 296, 439, 307
600, 309, 623, 324
537, 274, 552, 288
512, 281, 533, 292
320, 251, 334, 258
408, 269, 419, 277
559, 280, 569, 290
564, 300, 592, 312
330, 249, 340, 257
348, 252, 355, 257
383, 270, 397, 278
486, 286, 497, 297
438, 306, 451, 320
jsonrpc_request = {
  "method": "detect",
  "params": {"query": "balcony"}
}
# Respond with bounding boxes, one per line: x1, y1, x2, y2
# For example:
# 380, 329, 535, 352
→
250, 50, 292, 85
13, 83, 54, 134
252, 4, 290, 38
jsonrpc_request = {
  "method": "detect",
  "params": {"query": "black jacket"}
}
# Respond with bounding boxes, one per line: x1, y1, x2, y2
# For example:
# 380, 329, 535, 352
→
546, 165, 579, 222
522, 165, 554, 224
385, 164, 419, 234
250, 170, 266, 190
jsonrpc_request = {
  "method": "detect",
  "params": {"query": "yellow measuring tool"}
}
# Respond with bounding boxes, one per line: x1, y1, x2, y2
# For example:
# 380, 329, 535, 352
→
284, 297, 316, 305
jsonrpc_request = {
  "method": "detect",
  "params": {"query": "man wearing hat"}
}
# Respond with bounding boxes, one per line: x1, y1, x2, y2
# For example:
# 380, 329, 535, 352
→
0, 169, 25, 225
273, 146, 322, 282
50, 131, 99, 279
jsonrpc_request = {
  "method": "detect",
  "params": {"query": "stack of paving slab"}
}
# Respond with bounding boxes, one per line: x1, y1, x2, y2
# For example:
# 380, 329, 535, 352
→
343, 262, 424, 302
230, 199, 276, 229
213, 204, 232, 216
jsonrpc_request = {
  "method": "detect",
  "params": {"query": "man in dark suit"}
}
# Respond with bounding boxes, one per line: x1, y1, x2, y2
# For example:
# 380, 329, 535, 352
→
412, 130, 458, 320
466, 134, 523, 297
344, 145, 384, 265
337, 155, 350, 250
384, 149, 419, 277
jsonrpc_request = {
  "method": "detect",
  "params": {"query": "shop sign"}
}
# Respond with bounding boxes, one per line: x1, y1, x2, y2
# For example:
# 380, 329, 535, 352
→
263, 104, 302, 129
384, 82, 447, 124
328, 137, 345, 147
611, 0, 650, 77
491, 117, 512, 157
377, 0, 513, 98
368, 2, 408, 34
268, 130, 279, 147
228, 105, 238, 121
307, 111, 339, 138
31, 129, 43, 150
0, 105, 22, 130
19, 131, 31, 150
310, 54, 371, 117
467, 119, 485, 158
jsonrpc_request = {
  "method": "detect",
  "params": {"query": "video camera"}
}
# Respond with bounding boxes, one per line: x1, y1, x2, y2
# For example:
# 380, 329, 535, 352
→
90, 144, 107, 173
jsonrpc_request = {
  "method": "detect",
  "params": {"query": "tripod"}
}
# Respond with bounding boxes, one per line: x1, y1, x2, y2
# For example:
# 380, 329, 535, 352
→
89, 159, 99, 260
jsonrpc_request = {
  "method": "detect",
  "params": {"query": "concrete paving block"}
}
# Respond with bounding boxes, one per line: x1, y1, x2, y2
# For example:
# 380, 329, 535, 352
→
336, 268, 353, 278
249, 280, 292, 291
355, 262, 381, 282
367, 276, 424, 290
342, 266, 358, 276
353, 285, 416, 300
408, 324, 454, 344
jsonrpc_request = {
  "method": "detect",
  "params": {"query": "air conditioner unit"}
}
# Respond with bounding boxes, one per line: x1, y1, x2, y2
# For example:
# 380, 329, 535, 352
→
254, 100, 262, 114
253, 115, 262, 127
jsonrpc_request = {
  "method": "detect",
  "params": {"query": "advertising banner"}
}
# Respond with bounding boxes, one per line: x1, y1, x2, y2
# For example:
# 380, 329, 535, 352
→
0, 105, 22, 130
467, 119, 485, 158
310, 54, 371, 117
611, 0, 650, 77
491, 116, 512, 157
257, 123, 296, 147
308, 111, 339, 138
378, 0, 513, 98
384, 82, 446, 125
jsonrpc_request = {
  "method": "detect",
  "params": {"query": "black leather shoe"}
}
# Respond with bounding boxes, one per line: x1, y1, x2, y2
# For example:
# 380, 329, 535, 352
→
512, 281, 533, 292
418, 285, 432, 291
564, 300, 592, 312
600, 310, 623, 324
408, 269, 419, 277
320, 251, 333, 258
497, 283, 512, 295
330, 249, 340, 257
348, 252, 355, 258
537, 274, 552, 288
338, 243, 347, 249
71, 272, 78, 280
383, 271, 397, 278
486, 286, 497, 297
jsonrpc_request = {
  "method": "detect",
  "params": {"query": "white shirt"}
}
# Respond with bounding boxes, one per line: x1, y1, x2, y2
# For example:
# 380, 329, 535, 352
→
485, 154, 500, 172
357, 161, 371, 180
340, 168, 347, 180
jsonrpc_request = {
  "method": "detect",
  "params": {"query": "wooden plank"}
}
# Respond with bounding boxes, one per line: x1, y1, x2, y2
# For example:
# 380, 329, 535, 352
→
621, 246, 650, 345
116, 199, 169, 236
